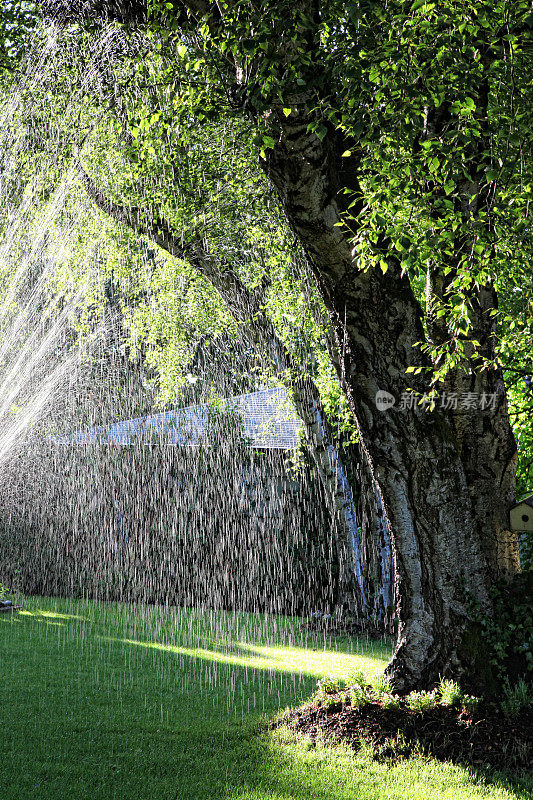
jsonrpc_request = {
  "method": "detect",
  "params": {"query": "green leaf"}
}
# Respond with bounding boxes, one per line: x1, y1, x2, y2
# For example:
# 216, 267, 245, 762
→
341, 150, 351, 158
444, 179, 456, 195
369, 66, 380, 84
379, 259, 388, 274
282, 108, 292, 117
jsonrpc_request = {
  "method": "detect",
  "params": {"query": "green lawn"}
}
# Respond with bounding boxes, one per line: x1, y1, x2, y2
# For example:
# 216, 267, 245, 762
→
0, 597, 530, 800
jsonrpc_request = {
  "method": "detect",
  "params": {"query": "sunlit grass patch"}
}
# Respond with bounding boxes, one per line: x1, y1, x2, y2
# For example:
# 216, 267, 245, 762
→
19, 608, 88, 620
99, 635, 388, 681
242, 731, 529, 800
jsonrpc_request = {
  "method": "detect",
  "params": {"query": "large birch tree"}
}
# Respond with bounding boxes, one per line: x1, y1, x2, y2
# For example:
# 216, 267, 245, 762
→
37, 0, 532, 690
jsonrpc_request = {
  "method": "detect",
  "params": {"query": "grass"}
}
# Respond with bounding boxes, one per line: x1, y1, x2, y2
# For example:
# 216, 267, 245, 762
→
0, 597, 530, 800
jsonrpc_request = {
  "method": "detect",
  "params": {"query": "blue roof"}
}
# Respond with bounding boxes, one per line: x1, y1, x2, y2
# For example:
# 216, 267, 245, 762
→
54, 388, 302, 450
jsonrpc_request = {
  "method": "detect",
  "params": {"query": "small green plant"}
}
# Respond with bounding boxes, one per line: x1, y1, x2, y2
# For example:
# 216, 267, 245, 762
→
461, 694, 480, 713
380, 693, 401, 710
337, 690, 350, 706
316, 676, 339, 694
318, 693, 339, 710
345, 669, 367, 688
406, 689, 438, 714
371, 673, 392, 700
349, 682, 373, 708
438, 678, 463, 707
501, 678, 533, 718
312, 676, 339, 705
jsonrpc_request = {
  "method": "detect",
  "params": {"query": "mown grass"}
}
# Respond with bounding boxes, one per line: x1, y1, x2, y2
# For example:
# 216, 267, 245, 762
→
0, 597, 530, 800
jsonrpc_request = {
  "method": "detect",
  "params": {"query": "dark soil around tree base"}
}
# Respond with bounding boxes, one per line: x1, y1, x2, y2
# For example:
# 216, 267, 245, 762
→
273, 691, 532, 774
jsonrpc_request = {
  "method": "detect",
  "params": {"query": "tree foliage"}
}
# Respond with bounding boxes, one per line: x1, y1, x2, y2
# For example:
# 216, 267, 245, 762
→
0, 1, 37, 71
2, 0, 532, 544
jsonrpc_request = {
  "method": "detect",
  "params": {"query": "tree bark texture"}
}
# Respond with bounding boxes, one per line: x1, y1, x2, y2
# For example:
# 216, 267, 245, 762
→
262, 104, 521, 689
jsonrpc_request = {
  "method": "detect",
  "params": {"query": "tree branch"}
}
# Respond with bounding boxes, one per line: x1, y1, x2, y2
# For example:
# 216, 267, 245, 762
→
78, 165, 268, 326
77, 165, 371, 609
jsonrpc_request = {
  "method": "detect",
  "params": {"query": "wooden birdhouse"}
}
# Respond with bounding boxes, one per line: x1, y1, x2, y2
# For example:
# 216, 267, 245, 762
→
509, 493, 533, 532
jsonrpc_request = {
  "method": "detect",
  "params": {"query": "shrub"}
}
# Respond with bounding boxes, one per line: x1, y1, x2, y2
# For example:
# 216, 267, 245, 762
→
464, 573, 533, 689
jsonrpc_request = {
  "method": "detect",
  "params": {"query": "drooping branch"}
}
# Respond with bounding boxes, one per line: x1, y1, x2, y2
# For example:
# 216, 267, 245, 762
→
79, 166, 267, 325
78, 164, 371, 612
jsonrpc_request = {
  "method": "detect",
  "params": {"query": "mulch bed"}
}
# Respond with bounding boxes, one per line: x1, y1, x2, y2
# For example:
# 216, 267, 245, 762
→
273, 690, 532, 773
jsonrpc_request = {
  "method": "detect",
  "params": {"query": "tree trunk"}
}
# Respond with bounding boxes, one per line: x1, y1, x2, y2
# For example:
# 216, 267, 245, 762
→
262, 107, 521, 690
356, 448, 394, 630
